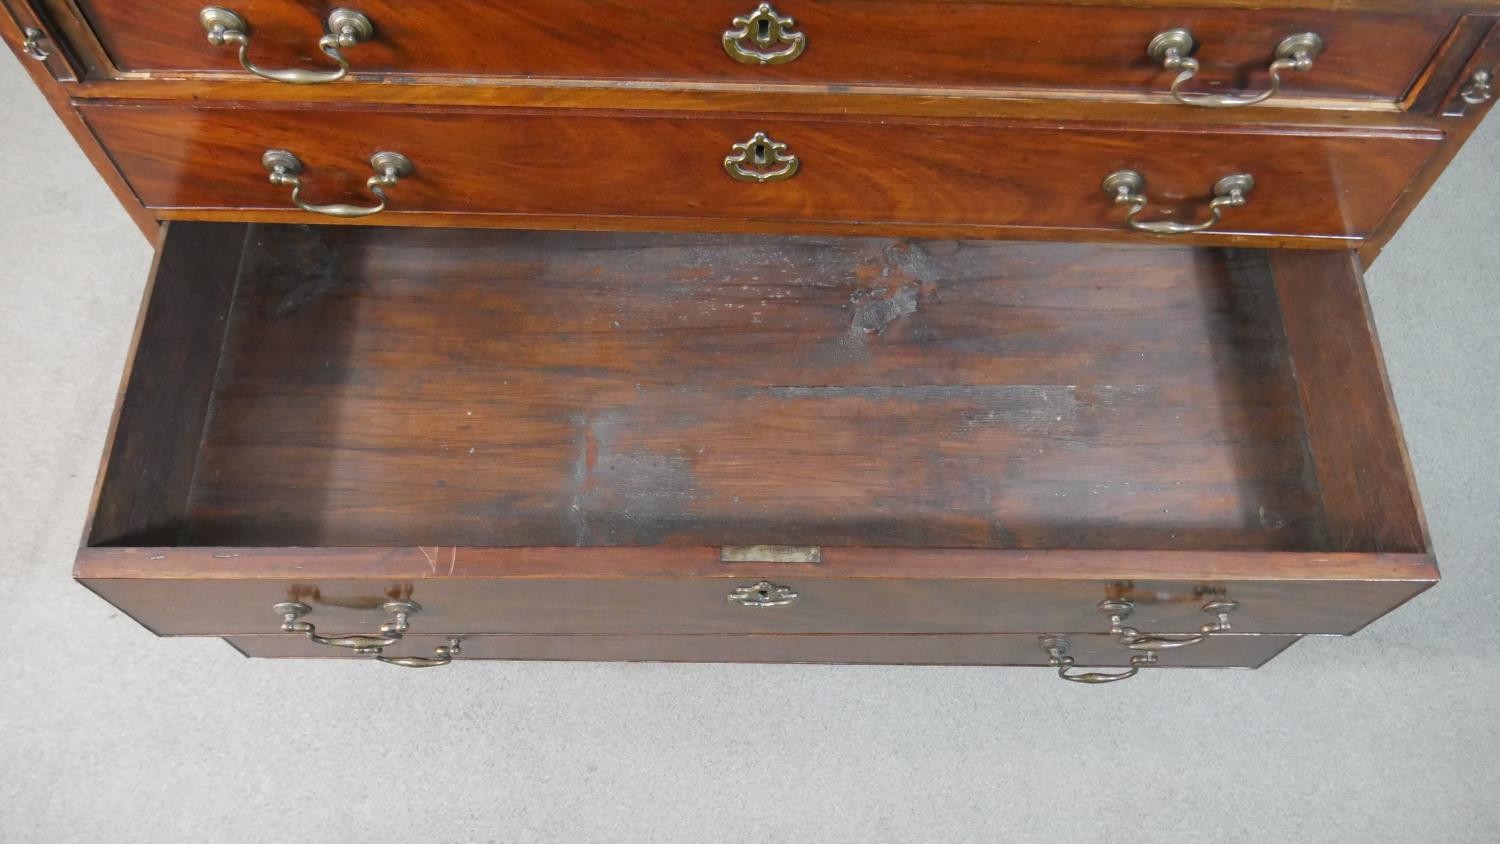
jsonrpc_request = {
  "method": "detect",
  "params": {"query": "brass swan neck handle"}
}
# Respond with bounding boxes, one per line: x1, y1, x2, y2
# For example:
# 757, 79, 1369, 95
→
1150, 28, 1324, 109
201, 6, 373, 84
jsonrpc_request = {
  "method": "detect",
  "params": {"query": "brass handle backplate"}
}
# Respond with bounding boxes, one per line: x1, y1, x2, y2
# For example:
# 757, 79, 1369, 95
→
1102, 169, 1253, 235
200, 6, 372, 84
22, 27, 52, 62
273, 601, 460, 668
1149, 28, 1323, 108
723, 2, 806, 65
724, 132, 799, 182
262, 149, 412, 217
728, 581, 800, 607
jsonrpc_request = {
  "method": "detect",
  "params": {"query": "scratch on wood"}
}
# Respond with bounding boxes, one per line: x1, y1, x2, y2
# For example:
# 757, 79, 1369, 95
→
418, 545, 438, 573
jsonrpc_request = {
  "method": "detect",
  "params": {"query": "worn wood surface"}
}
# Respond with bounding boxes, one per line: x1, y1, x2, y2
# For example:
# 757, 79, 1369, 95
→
80, 551, 1434, 636
157, 226, 1325, 550
87, 222, 245, 546
73, 0, 1453, 107
79, 103, 1440, 242
225, 631, 1301, 667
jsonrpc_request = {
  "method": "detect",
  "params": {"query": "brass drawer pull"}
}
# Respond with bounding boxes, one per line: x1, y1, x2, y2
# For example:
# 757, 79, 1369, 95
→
723, 3, 806, 65
728, 580, 800, 607
273, 601, 460, 668
1149, 28, 1323, 109
200, 6, 372, 84
724, 132, 799, 183
22, 27, 51, 62
262, 149, 412, 218
1097, 599, 1239, 652
374, 640, 462, 668
1042, 637, 1149, 684
274, 600, 415, 651
1042, 599, 1238, 684
1462, 70, 1495, 105
1102, 169, 1253, 235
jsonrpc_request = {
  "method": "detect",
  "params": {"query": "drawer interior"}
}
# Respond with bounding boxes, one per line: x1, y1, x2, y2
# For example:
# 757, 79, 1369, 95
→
86, 223, 1427, 561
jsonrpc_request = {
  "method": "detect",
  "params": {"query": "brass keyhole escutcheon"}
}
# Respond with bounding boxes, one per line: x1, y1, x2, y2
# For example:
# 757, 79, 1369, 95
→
728, 581, 800, 607
724, 131, 800, 183
723, 2, 807, 65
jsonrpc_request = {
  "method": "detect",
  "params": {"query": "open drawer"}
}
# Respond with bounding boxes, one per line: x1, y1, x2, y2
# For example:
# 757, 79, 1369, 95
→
76, 223, 1436, 669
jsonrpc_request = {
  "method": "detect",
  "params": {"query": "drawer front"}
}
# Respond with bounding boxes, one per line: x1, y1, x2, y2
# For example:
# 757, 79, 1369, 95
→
78, 548, 1435, 637
81, 103, 1439, 240
226, 632, 1300, 668
77, 1, 1454, 106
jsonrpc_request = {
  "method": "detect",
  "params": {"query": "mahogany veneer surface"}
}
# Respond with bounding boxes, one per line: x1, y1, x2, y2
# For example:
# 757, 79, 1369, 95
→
74, 0, 1454, 106
79, 103, 1441, 241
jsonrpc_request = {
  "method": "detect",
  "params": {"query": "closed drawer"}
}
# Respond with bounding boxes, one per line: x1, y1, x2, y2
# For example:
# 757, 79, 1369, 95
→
76, 223, 1436, 646
80, 103, 1440, 242
75, 1, 1455, 109
226, 632, 1302, 669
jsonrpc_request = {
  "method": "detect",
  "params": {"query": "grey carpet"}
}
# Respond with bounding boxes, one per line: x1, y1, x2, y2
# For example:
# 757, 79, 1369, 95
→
2, 50, 1496, 842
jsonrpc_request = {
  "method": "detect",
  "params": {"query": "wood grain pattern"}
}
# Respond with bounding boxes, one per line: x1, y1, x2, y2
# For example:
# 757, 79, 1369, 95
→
74, 544, 1440, 583
78, 103, 1441, 242
225, 631, 1301, 667
86, 222, 245, 546
73, 1, 1455, 107
74, 225, 1438, 640
1271, 250, 1429, 554
81, 558, 1433, 636
182, 226, 1322, 551
54, 77, 1453, 121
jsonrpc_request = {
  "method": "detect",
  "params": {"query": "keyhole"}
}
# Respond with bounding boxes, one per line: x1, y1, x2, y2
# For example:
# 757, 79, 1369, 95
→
757, 17, 772, 43
756, 588, 771, 600
752, 142, 769, 165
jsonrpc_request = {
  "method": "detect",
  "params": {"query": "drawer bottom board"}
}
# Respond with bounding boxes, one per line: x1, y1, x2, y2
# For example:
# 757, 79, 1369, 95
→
226, 633, 1300, 668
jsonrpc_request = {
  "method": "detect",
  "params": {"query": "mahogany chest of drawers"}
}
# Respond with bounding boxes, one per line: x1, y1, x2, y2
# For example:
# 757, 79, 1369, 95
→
5, 0, 1493, 682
